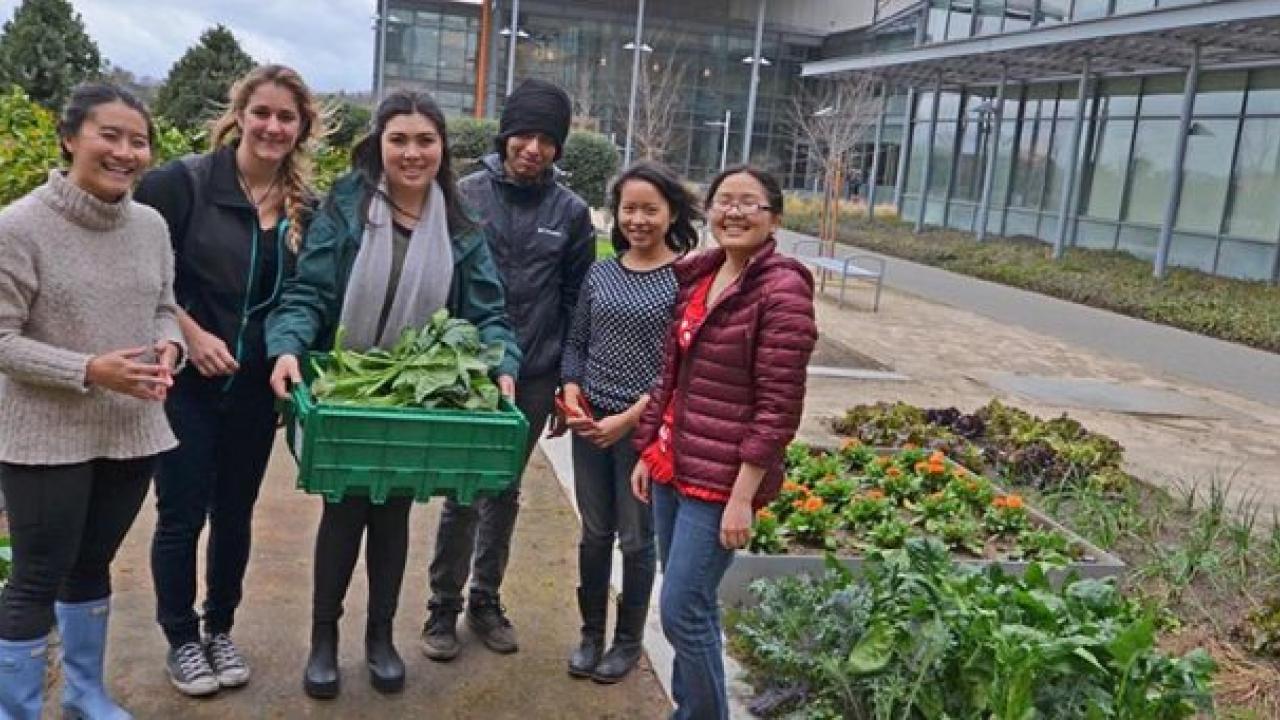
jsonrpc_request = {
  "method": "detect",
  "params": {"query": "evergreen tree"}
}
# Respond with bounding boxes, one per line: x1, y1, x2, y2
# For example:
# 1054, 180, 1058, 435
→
154, 25, 255, 131
0, 0, 102, 109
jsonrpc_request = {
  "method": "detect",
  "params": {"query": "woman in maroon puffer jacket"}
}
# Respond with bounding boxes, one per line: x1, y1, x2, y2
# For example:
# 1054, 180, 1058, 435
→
630, 166, 817, 720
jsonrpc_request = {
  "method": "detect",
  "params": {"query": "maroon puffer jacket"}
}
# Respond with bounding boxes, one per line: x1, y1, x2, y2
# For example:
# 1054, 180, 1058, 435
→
633, 238, 817, 507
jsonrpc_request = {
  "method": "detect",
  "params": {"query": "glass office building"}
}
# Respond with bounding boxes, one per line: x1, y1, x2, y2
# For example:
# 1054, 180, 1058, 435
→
812, 0, 1280, 281
375, 0, 1280, 281
375, 0, 897, 188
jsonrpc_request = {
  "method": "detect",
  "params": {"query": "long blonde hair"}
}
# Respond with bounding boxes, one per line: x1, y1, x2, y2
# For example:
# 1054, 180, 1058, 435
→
209, 64, 322, 253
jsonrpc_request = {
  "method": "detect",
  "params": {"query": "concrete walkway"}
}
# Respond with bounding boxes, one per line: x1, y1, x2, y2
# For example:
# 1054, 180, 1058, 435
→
778, 227, 1280, 408
68, 440, 671, 719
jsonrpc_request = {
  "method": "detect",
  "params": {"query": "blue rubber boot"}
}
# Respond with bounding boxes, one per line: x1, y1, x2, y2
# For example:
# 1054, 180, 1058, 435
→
0, 635, 48, 720
56, 598, 132, 720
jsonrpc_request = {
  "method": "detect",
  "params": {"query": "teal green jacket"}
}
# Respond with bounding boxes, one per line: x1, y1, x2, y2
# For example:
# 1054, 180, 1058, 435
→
264, 172, 522, 379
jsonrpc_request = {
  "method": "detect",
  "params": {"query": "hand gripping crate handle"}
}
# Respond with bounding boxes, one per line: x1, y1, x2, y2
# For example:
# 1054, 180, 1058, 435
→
285, 380, 313, 463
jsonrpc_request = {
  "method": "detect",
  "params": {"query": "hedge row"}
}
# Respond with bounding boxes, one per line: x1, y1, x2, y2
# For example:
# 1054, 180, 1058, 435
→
784, 198, 1280, 354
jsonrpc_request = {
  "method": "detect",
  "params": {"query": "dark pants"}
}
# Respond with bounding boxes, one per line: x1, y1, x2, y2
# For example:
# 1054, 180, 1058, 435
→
572, 425, 655, 608
428, 372, 558, 605
312, 496, 414, 625
0, 457, 155, 641
151, 376, 277, 647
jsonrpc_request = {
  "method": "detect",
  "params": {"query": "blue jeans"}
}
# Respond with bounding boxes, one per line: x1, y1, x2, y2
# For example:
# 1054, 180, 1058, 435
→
653, 482, 735, 720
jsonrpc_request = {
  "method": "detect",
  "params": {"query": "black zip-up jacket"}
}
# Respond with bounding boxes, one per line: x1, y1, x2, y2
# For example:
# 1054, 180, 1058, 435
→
136, 145, 303, 385
459, 153, 595, 378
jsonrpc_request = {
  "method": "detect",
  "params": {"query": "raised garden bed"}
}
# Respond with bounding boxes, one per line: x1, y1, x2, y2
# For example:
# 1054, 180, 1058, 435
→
720, 442, 1123, 608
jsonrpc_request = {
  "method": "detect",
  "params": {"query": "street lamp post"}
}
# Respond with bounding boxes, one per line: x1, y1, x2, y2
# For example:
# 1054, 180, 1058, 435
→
505, 0, 521, 95
623, 0, 647, 167
741, 0, 766, 164
706, 110, 732, 172
373, 0, 389, 100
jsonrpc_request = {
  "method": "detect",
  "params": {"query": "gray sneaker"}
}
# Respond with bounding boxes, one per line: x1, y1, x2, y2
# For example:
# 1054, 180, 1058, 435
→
467, 594, 518, 654
421, 601, 461, 661
205, 632, 251, 688
167, 641, 219, 697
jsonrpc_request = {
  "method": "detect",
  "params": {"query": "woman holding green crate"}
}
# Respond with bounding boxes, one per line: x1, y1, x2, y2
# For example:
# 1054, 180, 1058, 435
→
264, 89, 520, 699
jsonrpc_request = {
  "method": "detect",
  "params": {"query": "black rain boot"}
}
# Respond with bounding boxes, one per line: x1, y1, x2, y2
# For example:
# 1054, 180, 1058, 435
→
592, 600, 647, 684
366, 619, 405, 694
567, 586, 608, 678
303, 621, 340, 699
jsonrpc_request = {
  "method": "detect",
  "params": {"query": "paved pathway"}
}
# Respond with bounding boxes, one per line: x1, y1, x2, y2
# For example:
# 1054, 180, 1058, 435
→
68, 440, 671, 719
778, 228, 1280, 407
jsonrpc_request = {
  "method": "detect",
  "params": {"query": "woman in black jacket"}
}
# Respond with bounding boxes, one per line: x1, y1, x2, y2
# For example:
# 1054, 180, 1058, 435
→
135, 64, 322, 698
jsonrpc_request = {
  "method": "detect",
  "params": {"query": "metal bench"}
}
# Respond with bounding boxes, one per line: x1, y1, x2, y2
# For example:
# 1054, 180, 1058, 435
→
788, 238, 885, 311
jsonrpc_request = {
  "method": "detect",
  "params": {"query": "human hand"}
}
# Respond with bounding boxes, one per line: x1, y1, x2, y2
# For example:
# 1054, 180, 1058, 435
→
719, 498, 754, 550
498, 374, 516, 399
269, 354, 302, 400
581, 413, 632, 448
155, 340, 181, 373
630, 458, 651, 504
186, 325, 239, 377
86, 346, 172, 401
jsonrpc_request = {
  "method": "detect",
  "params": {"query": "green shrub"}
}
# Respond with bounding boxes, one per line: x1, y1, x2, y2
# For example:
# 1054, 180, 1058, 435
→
560, 131, 618, 209
784, 202, 1280, 353
0, 86, 58, 206
449, 116, 498, 177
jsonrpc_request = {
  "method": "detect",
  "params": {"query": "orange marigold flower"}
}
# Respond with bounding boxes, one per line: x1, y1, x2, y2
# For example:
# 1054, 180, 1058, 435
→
756, 508, 774, 521
792, 499, 805, 510
926, 462, 946, 475
803, 496, 824, 512
929, 450, 946, 464
886, 467, 902, 478
1005, 495, 1025, 509
992, 496, 1008, 508
866, 489, 886, 500
783, 480, 802, 493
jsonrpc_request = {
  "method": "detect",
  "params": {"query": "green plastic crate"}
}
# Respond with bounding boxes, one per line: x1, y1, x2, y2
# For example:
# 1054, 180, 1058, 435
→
283, 353, 528, 505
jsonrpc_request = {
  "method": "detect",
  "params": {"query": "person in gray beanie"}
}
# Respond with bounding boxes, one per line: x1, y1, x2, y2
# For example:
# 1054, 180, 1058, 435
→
421, 78, 595, 660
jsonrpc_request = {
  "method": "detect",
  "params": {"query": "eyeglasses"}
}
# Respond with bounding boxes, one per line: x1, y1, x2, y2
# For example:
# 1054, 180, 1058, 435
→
710, 198, 772, 215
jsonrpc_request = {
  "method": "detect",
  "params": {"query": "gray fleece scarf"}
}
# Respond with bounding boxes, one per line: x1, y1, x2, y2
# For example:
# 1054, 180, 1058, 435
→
339, 180, 454, 350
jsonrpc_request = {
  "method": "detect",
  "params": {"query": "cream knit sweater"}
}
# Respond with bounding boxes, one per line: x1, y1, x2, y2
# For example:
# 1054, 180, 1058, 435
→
0, 170, 184, 464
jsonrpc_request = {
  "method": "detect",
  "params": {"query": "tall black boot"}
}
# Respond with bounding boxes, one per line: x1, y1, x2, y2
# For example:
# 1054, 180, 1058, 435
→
366, 619, 405, 694
592, 600, 647, 684
567, 586, 608, 678
303, 621, 339, 699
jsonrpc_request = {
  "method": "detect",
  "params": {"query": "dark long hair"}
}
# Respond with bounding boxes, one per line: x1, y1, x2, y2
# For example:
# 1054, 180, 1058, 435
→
704, 164, 785, 218
57, 82, 156, 162
350, 90, 471, 234
608, 161, 703, 255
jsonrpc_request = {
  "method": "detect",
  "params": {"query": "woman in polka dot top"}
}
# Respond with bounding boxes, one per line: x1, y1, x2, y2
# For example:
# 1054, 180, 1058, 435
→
558, 161, 702, 684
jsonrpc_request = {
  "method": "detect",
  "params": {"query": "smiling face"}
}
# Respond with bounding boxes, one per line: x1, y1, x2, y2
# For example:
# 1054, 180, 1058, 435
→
63, 100, 152, 202
237, 81, 303, 167
617, 179, 674, 253
381, 112, 442, 194
503, 132, 557, 182
708, 171, 779, 253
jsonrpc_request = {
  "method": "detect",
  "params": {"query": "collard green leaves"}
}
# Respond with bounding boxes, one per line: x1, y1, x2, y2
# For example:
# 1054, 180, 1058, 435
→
312, 310, 505, 411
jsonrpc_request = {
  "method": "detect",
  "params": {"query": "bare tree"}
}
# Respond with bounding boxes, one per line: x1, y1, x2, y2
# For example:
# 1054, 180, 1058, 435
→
789, 73, 884, 255
630, 55, 688, 163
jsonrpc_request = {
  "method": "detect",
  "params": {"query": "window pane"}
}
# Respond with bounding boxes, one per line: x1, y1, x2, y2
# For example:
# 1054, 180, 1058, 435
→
1245, 68, 1280, 115
1043, 120, 1073, 210
1168, 233, 1218, 273
929, 121, 956, 197
953, 115, 986, 202
906, 122, 929, 193
1176, 119, 1237, 234
1084, 117, 1133, 221
1215, 240, 1276, 281
1124, 119, 1179, 225
947, 3, 974, 39
1038, 0, 1069, 24
1225, 118, 1280, 241
1114, 0, 1155, 13
926, 5, 950, 43
975, 0, 1004, 35
1099, 78, 1141, 117
990, 119, 1017, 207
1072, 0, 1108, 19
1139, 75, 1186, 117
1194, 71, 1246, 116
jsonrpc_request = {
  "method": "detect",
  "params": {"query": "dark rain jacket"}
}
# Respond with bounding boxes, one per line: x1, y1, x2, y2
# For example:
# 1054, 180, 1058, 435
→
264, 171, 521, 380
458, 153, 595, 379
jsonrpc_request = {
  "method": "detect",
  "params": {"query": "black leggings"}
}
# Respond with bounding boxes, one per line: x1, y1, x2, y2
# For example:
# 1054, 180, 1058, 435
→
311, 495, 413, 625
0, 457, 155, 641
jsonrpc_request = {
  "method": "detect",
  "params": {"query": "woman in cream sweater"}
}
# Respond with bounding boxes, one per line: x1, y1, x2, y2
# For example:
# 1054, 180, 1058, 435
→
0, 83, 184, 720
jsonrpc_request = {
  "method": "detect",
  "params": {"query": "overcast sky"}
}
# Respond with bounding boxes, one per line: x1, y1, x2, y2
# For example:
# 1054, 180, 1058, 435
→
0, 0, 376, 91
